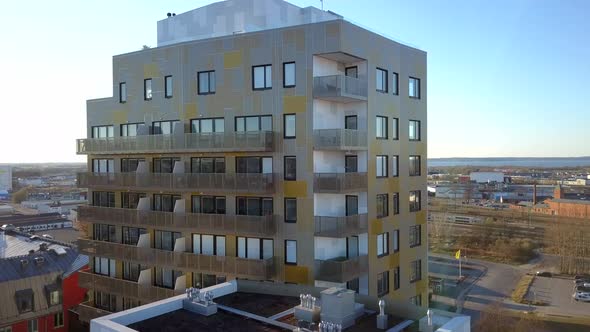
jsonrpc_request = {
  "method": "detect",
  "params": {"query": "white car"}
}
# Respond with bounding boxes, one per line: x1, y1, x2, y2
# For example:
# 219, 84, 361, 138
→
573, 292, 590, 302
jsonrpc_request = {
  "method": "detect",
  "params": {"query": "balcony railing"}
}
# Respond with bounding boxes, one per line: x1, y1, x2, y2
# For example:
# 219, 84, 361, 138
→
314, 255, 369, 283
313, 129, 367, 150
78, 206, 276, 237
314, 214, 368, 237
77, 301, 112, 323
313, 75, 368, 102
313, 172, 367, 193
78, 271, 181, 303
76, 131, 274, 155
77, 238, 276, 280
77, 172, 276, 194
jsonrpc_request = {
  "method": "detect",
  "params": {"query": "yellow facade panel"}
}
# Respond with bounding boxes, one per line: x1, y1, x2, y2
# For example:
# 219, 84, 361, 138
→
184, 103, 198, 120
224, 51, 242, 69
283, 96, 307, 113
284, 265, 309, 284
143, 63, 160, 78
284, 181, 307, 197
112, 111, 128, 124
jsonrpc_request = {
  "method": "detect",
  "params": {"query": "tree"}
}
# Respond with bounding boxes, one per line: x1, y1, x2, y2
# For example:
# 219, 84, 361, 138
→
11, 187, 29, 203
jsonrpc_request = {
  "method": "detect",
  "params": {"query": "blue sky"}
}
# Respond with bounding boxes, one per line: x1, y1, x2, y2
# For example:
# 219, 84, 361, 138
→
1, 0, 588, 162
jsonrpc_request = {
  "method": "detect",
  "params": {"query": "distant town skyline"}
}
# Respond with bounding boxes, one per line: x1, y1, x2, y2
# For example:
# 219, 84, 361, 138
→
2, 0, 589, 163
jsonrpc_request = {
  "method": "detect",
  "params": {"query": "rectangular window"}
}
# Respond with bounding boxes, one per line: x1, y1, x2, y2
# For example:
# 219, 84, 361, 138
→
410, 295, 422, 306
409, 77, 421, 99
121, 158, 145, 173
376, 194, 389, 218
236, 237, 273, 259
92, 159, 114, 173
377, 271, 389, 296
409, 155, 421, 176
191, 157, 225, 173
49, 290, 61, 306
235, 115, 272, 132
284, 198, 297, 223
235, 156, 272, 173
144, 78, 152, 100
0, 327, 13, 332
394, 266, 400, 290
192, 196, 226, 214
154, 268, 183, 289
392, 72, 399, 95
198, 70, 216, 95
16, 290, 34, 313
392, 155, 399, 177
192, 234, 226, 256
94, 291, 116, 311
153, 194, 181, 212
345, 66, 358, 78
410, 259, 422, 283
93, 257, 115, 277
152, 120, 179, 135
392, 118, 399, 140
91, 125, 114, 138
377, 232, 389, 257
409, 120, 421, 141
153, 157, 180, 173
409, 190, 422, 212
345, 156, 358, 173
409, 225, 422, 248
27, 319, 38, 332
119, 82, 127, 103
92, 192, 115, 208
122, 226, 147, 245
283, 62, 295, 88
284, 156, 296, 181
285, 240, 297, 264
191, 118, 224, 133
376, 68, 388, 93
345, 115, 358, 130
393, 229, 399, 252
165, 75, 173, 98
121, 123, 143, 137
53, 311, 64, 328
253, 64, 272, 90
93, 223, 116, 242
236, 197, 273, 216
284, 114, 296, 138
154, 230, 181, 251
393, 193, 400, 215
122, 262, 143, 281
376, 116, 388, 139
376, 155, 388, 178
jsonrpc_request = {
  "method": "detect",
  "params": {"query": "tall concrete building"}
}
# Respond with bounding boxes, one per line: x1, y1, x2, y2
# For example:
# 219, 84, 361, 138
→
0, 166, 12, 191
76, 0, 427, 320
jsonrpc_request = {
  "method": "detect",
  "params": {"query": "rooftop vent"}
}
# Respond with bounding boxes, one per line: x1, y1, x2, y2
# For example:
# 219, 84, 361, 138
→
28, 249, 35, 255
20, 259, 29, 269
39, 243, 49, 251
34, 256, 45, 266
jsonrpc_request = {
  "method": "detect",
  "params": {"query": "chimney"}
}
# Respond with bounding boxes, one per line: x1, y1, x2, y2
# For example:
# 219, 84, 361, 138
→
554, 185, 563, 199
533, 183, 537, 205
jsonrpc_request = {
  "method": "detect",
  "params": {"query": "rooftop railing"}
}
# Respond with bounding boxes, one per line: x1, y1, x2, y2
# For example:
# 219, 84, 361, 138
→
314, 214, 368, 237
77, 301, 112, 323
313, 75, 368, 102
313, 172, 367, 193
314, 255, 369, 283
313, 129, 367, 150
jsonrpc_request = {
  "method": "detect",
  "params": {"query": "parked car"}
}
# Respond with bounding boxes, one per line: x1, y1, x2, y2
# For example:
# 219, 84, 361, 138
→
574, 275, 590, 282
536, 271, 552, 277
575, 279, 590, 287
573, 292, 590, 302
576, 285, 590, 293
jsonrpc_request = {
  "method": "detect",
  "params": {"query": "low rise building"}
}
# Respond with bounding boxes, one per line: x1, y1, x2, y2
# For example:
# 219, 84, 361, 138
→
546, 186, 590, 219
469, 172, 505, 184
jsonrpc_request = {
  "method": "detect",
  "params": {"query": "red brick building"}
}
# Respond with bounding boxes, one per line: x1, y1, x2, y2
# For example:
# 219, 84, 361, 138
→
546, 186, 590, 219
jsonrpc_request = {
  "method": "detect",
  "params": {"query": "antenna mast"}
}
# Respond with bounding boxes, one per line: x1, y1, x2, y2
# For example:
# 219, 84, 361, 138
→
320, 0, 324, 10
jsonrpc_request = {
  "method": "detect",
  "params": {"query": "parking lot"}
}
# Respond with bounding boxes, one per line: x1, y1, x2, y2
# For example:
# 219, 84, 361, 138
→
527, 276, 590, 318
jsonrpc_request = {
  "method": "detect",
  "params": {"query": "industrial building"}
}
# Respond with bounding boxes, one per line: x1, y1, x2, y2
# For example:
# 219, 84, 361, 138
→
75, 0, 427, 321
0, 166, 12, 192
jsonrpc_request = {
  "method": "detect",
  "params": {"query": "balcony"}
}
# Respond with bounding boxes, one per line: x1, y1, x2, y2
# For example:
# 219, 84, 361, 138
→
78, 271, 181, 303
314, 255, 368, 283
77, 172, 276, 194
313, 172, 367, 193
76, 131, 274, 155
313, 129, 367, 150
314, 214, 368, 237
313, 75, 368, 103
78, 206, 276, 237
77, 239, 276, 280
77, 301, 112, 323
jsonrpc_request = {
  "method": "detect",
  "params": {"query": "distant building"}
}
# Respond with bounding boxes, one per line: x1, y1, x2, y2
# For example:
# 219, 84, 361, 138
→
559, 178, 590, 186
434, 184, 482, 200
0, 190, 9, 201
469, 171, 505, 183
0, 213, 73, 233
546, 186, 590, 219
0, 227, 88, 331
0, 166, 11, 191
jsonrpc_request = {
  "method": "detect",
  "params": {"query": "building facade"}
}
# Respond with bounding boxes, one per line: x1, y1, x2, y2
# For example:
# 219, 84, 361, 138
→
0, 166, 12, 192
76, 0, 427, 320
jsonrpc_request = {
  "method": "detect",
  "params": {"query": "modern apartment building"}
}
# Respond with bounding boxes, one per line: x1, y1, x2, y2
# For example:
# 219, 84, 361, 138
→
76, 0, 427, 320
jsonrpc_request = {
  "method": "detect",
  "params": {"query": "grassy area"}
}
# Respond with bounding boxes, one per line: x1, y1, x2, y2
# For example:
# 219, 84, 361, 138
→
511, 274, 535, 303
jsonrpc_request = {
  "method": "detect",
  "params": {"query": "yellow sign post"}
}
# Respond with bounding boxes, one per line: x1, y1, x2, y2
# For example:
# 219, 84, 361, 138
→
455, 249, 462, 278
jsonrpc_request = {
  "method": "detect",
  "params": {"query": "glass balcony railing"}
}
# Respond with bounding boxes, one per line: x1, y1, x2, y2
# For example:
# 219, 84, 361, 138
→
313, 75, 368, 102
313, 172, 367, 193
314, 255, 369, 283
314, 214, 368, 237
313, 129, 367, 150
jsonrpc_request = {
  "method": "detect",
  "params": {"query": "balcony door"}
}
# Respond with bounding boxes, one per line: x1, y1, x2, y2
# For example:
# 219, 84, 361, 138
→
345, 66, 358, 78
345, 115, 358, 130
346, 195, 358, 216
347, 236, 359, 258
345, 156, 358, 173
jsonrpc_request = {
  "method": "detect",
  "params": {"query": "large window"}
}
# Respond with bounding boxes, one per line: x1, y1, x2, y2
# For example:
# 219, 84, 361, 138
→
198, 71, 215, 95
236, 197, 273, 216
93, 257, 115, 277
153, 194, 181, 212
121, 123, 143, 137
392, 72, 399, 95
284, 198, 297, 223
144, 78, 152, 100
94, 291, 116, 312
394, 266, 400, 290
393, 229, 399, 252
410, 259, 422, 282
49, 289, 61, 306
410, 294, 422, 306
392, 118, 399, 140
153, 157, 180, 173
393, 193, 400, 215
192, 234, 226, 256
91, 125, 114, 138
237, 237, 273, 259
154, 230, 181, 251
121, 158, 144, 173
284, 114, 296, 138
409, 155, 421, 176
154, 268, 183, 289
409, 120, 421, 141
152, 120, 179, 135
345, 156, 358, 173
377, 232, 389, 257
376, 116, 388, 139
376, 155, 388, 178
376, 194, 389, 218
92, 159, 114, 173
409, 77, 421, 99
191, 157, 225, 173
192, 196, 226, 214
284, 156, 296, 181
92, 192, 115, 208
119, 82, 127, 103
27, 319, 38, 332
122, 227, 147, 245
285, 240, 297, 264
236, 156, 272, 173
93, 223, 116, 242
376, 68, 388, 93
122, 262, 143, 281
15, 290, 34, 313
409, 225, 422, 248
165, 75, 173, 98
191, 118, 224, 133
53, 312, 64, 328
235, 115, 272, 132
409, 190, 422, 212
253, 64, 272, 90
392, 155, 399, 177
377, 271, 389, 296
345, 115, 358, 130
283, 62, 296, 88
193, 273, 226, 289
